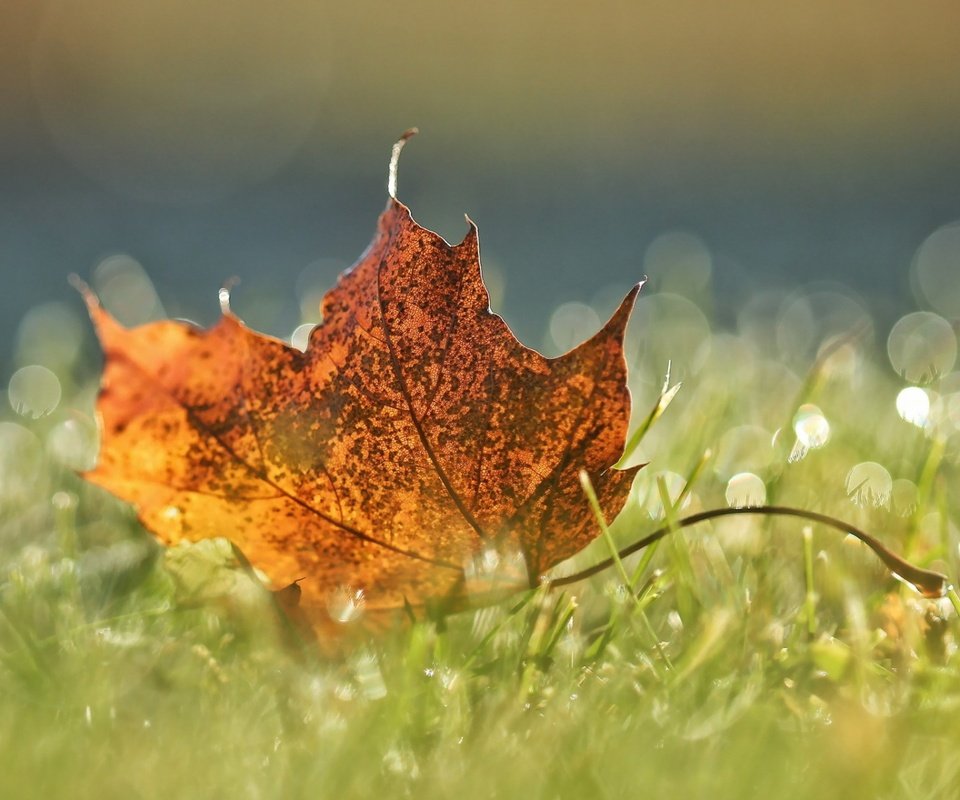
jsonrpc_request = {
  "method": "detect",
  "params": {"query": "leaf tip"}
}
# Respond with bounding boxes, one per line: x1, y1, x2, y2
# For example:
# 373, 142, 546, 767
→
69, 272, 116, 338
459, 213, 480, 252
604, 279, 644, 339
69, 273, 99, 312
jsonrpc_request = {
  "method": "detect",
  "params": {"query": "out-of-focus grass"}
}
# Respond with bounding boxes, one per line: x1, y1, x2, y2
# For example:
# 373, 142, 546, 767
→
2, 275, 960, 799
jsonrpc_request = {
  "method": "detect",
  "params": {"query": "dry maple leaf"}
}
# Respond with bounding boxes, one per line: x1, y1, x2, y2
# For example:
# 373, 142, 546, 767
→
80, 139, 642, 631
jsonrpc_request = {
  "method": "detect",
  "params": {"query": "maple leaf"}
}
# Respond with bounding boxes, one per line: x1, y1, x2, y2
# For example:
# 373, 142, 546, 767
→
80, 143, 641, 630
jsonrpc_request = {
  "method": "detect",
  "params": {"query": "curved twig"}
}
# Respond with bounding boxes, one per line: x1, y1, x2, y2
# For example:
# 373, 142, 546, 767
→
549, 505, 949, 598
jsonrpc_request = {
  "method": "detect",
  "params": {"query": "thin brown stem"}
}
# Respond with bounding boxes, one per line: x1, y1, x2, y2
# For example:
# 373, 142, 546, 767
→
550, 505, 949, 599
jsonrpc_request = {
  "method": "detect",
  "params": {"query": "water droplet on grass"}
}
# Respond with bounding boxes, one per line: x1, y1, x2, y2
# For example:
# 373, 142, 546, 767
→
896, 386, 930, 427
793, 404, 830, 449
725, 472, 766, 508
51, 490, 76, 511
846, 462, 892, 508
790, 404, 830, 460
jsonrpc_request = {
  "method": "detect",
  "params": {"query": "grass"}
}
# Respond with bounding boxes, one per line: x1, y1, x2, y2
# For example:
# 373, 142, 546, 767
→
2, 289, 960, 799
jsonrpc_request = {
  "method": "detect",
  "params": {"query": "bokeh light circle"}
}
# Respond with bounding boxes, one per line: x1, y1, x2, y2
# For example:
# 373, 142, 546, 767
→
887, 311, 956, 383
643, 231, 712, 295
16, 302, 85, 370
93, 254, 165, 327
714, 425, 772, 479
793, 404, 830, 449
548, 302, 602, 355
776, 288, 872, 363
8, 365, 61, 419
895, 387, 930, 427
0, 423, 44, 499
635, 470, 691, 518
845, 462, 892, 508
47, 418, 98, 471
725, 472, 766, 508
914, 222, 960, 318
891, 479, 918, 517
626, 292, 711, 381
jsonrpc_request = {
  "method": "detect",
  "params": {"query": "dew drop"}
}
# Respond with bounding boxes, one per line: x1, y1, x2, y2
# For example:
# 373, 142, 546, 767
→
845, 462, 892, 508
51, 490, 77, 511
793, 404, 830, 449
725, 472, 767, 508
896, 387, 930, 427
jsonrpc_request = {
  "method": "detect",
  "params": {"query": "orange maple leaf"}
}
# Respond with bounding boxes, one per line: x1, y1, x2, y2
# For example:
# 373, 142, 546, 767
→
81, 142, 641, 631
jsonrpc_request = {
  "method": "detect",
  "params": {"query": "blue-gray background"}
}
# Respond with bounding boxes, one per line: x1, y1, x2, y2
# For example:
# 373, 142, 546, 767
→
2, 1, 959, 373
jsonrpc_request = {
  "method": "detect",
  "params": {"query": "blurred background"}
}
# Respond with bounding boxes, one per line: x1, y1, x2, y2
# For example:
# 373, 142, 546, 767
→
4, 4, 960, 788
4, 8, 960, 793
2, 0, 960, 393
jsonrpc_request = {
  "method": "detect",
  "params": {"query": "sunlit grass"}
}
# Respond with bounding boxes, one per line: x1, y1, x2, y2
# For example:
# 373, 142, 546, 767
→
3, 271, 960, 799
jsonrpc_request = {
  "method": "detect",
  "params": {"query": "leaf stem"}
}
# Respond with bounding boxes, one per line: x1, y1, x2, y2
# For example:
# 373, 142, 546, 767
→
387, 128, 419, 199
550, 505, 949, 599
